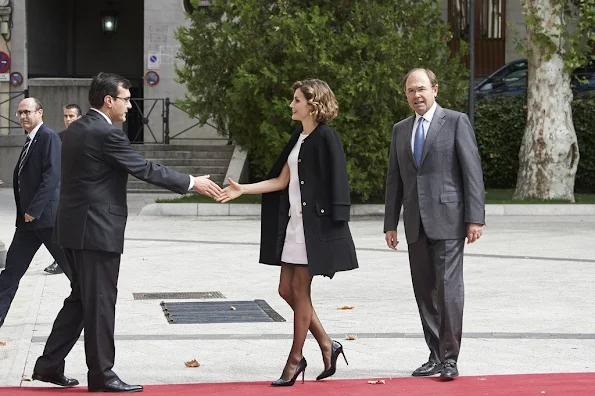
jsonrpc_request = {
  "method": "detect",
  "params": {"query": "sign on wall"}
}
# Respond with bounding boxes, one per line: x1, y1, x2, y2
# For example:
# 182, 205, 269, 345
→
10, 72, 23, 87
0, 51, 10, 73
144, 71, 160, 86
147, 51, 160, 70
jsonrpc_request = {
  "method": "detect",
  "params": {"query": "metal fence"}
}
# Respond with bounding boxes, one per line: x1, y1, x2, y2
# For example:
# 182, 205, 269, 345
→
0, 90, 28, 133
127, 97, 227, 144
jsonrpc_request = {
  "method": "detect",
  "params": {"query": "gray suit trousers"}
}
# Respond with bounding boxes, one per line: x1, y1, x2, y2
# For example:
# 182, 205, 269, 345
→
408, 224, 465, 363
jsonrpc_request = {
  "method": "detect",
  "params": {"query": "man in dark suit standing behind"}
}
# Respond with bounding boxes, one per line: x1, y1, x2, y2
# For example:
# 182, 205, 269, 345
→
61, 103, 83, 137
384, 69, 485, 380
33, 72, 222, 392
0, 98, 71, 328
44, 103, 83, 275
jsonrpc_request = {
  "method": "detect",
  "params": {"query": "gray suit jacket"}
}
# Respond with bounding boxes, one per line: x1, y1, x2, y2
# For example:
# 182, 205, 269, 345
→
384, 104, 485, 243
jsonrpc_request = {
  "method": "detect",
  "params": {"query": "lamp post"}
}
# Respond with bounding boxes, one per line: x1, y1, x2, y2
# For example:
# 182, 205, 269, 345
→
468, 0, 475, 127
101, 10, 119, 35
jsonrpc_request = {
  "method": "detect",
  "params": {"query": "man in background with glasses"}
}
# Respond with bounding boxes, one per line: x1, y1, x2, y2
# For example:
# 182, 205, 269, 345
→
0, 97, 72, 329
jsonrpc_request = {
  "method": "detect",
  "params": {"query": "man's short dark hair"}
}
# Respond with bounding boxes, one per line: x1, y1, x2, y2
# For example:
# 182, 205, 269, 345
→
88, 72, 132, 108
64, 103, 82, 117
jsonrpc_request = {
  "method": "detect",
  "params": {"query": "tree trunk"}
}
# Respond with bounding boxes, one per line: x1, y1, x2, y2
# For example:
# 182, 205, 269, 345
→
514, 0, 579, 201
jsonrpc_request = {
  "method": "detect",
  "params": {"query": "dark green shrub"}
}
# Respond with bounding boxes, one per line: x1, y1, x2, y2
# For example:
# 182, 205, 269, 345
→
474, 96, 595, 193
175, 0, 467, 202
474, 96, 526, 189
573, 98, 595, 193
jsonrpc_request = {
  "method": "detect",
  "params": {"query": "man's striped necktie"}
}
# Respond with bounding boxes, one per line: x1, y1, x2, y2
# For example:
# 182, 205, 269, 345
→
18, 136, 32, 175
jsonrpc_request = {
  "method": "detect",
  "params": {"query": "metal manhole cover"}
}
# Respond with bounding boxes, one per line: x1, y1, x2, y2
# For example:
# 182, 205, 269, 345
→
161, 299, 285, 324
133, 291, 225, 300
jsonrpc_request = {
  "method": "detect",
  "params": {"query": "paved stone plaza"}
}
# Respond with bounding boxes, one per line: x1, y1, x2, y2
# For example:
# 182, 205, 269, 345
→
0, 188, 594, 388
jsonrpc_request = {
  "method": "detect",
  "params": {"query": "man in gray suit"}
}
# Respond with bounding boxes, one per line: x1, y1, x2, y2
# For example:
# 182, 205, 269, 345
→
384, 68, 485, 380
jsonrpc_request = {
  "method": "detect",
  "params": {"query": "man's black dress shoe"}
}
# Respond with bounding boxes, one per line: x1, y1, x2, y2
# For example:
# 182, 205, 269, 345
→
32, 372, 79, 387
44, 261, 64, 275
89, 379, 144, 393
412, 360, 442, 377
440, 360, 459, 380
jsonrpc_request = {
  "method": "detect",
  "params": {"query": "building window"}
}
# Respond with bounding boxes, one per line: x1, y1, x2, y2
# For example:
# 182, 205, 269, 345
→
480, 0, 503, 39
449, 0, 503, 40
450, 0, 469, 40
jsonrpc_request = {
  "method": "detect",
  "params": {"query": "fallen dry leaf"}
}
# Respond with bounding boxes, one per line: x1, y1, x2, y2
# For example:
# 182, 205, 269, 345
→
0, 341, 6, 346
22, 376, 32, 382
367, 380, 385, 385
185, 359, 201, 368
345, 335, 358, 340
230, 306, 236, 311
336, 306, 355, 310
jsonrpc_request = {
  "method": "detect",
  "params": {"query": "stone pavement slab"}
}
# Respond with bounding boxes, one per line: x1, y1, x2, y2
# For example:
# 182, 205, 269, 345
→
0, 188, 594, 389
139, 202, 595, 216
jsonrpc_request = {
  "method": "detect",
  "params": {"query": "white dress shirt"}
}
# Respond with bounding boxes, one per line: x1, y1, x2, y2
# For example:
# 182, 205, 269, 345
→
22, 122, 44, 159
410, 101, 437, 154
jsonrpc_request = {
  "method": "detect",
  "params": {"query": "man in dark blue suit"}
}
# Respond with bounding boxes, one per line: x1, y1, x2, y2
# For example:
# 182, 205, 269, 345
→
33, 72, 222, 392
0, 98, 72, 329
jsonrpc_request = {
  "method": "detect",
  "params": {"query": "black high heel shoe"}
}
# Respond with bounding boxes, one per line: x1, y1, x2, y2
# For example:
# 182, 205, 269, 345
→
271, 357, 307, 386
316, 340, 348, 380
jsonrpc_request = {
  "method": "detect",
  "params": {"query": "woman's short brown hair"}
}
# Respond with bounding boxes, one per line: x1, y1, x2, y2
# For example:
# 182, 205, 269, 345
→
291, 79, 339, 123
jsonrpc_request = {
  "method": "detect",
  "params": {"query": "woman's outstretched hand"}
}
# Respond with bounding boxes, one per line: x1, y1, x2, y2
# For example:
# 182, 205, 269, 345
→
217, 178, 243, 203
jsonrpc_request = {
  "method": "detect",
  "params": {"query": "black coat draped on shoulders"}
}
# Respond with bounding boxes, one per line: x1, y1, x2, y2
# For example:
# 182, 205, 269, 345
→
259, 123, 358, 277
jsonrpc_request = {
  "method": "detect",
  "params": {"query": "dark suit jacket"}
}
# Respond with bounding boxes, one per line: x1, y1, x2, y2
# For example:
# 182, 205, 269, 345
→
259, 124, 358, 277
12, 123, 61, 230
384, 104, 485, 243
55, 110, 190, 254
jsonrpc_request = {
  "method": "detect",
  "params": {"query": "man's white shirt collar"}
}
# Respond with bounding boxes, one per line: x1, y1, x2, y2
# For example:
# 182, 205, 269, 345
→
91, 108, 113, 125
415, 101, 437, 124
26, 122, 44, 140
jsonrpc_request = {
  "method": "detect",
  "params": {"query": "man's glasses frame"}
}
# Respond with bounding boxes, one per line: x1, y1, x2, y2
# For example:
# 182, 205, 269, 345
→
16, 109, 41, 118
111, 96, 132, 104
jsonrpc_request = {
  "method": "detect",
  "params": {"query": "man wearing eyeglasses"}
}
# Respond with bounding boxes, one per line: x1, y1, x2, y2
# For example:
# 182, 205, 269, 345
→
0, 98, 72, 329
33, 72, 223, 393
384, 69, 485, 381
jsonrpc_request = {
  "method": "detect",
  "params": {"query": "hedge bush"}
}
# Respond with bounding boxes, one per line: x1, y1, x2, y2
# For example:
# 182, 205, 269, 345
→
175, 0, 467, 202
475, 96, 595, 193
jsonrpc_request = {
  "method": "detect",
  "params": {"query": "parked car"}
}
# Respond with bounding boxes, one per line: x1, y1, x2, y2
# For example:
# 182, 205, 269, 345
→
474, 58, 595, 100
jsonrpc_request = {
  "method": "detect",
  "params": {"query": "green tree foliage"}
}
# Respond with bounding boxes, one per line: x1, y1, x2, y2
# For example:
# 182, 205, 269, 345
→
176, 0, 467, 202
521, 0, 595, 70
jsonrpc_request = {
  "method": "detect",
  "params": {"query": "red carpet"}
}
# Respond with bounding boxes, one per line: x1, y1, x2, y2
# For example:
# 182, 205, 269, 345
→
1, 373, 594, 396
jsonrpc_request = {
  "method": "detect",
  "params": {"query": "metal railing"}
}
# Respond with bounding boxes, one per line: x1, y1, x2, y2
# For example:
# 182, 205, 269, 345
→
128, 97, 227, 144
0, 90, 28, 132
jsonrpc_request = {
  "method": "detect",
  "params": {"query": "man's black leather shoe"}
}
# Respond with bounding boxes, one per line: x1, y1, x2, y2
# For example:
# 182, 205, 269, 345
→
44, 261, 64, 275
412, 360, 442, 377
32, 372, 79, 387
89, 379, 144, 393
440, 360, 459, 381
